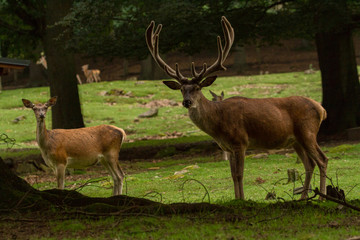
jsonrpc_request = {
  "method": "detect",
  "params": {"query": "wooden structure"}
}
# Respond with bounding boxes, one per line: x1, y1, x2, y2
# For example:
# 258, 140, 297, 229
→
0, 57, 30, 76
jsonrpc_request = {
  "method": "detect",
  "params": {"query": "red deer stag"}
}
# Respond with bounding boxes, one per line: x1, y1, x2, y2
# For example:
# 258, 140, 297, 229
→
22, 97, 126, 196
145, 16, 328, 200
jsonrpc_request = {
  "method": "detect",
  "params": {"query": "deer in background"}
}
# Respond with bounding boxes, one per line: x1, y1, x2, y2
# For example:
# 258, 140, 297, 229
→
82, 64, 101, 83
36, 54, 47, 69
146, 16, 328, 200
209, 90, 224, 102
22, 97, 126, 196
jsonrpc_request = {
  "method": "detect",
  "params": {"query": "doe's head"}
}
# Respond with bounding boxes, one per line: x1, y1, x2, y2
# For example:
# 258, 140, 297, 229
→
22, 96, 57, 121
210, 90, 225, 102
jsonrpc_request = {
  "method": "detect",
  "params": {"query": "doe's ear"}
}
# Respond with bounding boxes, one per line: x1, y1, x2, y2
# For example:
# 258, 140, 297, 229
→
200, 76, 217, 88
209, 90, 217, 98
163, 81, 182, 90
22, 99, 34, 108
47, 96, 58, 107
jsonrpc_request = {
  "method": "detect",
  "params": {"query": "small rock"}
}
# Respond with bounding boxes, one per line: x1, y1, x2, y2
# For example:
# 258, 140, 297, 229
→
98, 90, 107, 96
12, 115, 26, 123
174, 169, 189, 175
252, 153, 268, 159
138, 108, 158, 118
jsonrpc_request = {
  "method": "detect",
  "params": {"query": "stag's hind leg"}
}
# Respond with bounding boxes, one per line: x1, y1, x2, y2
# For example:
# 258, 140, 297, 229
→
293, 143, 315, 199
296, 133, 328, 198
315, 144, 328, 198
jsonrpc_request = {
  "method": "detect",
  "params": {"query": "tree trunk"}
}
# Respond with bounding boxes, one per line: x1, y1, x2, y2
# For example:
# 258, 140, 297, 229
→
315, 30, 360, 135
232, 46, 247, 74
122, 58, 129, 79
42, 0, 84, 129
139, 54, 169, 80
139, 55, 153, 80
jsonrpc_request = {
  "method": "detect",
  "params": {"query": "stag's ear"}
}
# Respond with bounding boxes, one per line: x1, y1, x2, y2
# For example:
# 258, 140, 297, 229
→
221, 91, 224, 98
47, 96, 58, 107
200, 76, 217, 88
22, 99, 34, 108
163, 81, 182, 90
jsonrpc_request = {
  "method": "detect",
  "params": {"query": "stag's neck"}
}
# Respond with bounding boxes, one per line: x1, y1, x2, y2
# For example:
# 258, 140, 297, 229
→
36, 120, 49, 148
188, 93, 219, 134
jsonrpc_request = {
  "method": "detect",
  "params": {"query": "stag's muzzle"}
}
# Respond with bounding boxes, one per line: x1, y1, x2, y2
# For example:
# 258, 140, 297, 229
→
182, 100, 192, 108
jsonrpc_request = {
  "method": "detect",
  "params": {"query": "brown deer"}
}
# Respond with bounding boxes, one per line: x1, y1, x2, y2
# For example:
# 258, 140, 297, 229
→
146, 16, 328, 200
82, 64, 101, 83
209, 90, 224, 102
22, 97, 126, 196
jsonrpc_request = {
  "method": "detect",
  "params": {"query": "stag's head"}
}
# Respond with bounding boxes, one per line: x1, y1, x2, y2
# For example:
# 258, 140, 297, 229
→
145, 16, 234, 109
22, 97, 57, 122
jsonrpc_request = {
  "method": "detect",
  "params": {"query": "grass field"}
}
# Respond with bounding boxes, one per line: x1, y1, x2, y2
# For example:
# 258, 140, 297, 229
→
2, 71, 360, 239
0, 71, 322, 149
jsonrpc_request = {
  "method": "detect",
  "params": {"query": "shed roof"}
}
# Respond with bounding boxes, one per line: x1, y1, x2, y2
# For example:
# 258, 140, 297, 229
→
0, 57, 30, 69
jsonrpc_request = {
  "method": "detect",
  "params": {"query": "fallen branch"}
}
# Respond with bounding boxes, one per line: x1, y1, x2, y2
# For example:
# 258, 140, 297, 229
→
313, 188, 360, 212
180, 179, 210, 203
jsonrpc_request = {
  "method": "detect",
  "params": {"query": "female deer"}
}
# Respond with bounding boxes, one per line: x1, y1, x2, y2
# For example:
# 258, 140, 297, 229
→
22, 97, 126, 195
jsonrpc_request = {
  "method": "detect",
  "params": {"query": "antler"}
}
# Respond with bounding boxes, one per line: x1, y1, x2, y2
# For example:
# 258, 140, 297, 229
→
191, 16, 235, 83
145, 16, 234, 84
145, 21, 187, 84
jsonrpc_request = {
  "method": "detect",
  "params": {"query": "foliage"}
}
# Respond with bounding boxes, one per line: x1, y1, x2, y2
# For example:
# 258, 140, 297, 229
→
0, 0, 45, 58
1, 0, 360, 60
58, 0, 360, 57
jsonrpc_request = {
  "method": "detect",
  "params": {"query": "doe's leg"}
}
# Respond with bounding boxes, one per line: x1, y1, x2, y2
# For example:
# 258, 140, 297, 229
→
102, 152, 125, 196
56, 164, 66, 190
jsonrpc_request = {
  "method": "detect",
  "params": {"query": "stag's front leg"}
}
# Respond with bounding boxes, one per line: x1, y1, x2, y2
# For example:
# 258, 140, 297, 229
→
229, 149, 246, 199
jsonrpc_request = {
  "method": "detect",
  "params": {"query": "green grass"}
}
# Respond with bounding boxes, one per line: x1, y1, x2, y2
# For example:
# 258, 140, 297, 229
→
27, 143, 358, 203
9, 142, 358, 239
3, 71, 360, 239
0, 71, 322, 149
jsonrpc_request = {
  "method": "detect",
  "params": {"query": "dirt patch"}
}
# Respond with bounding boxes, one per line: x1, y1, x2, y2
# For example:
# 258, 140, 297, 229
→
139, 99, 181, 108
128, 131, 184, 142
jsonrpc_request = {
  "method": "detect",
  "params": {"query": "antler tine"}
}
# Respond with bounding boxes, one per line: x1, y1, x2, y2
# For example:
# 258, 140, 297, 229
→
191, 16, 235, 83
145, 21, 188, 83
221, 16, 235, 61
191, 62, 207, 79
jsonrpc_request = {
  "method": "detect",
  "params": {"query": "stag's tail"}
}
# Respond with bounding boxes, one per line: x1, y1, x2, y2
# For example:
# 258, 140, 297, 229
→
307, 98, 327, 126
